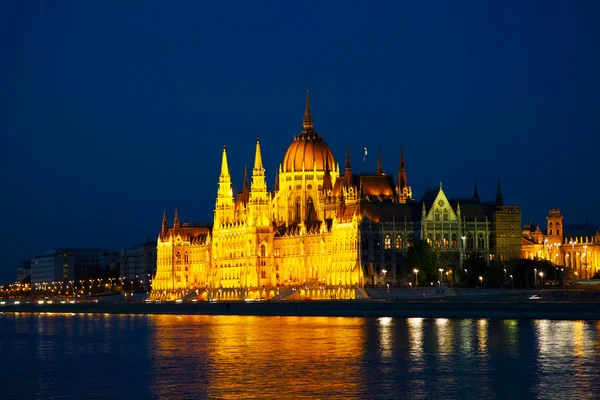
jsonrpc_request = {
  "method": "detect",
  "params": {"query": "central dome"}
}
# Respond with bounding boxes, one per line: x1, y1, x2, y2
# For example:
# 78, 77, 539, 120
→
281, 90, 336, 173
282, 132, 336, 173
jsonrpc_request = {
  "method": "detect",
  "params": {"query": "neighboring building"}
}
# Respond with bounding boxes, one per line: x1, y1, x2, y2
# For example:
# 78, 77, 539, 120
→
16, 260, 31, 283
30, 248, 110, 285
119, 240, 157, 290
152, 91, 522, 299
522, 209, 600, 279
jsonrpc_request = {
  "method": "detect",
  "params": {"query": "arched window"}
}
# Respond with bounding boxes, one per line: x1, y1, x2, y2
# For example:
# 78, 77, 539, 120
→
427, 234, 433, 246
176, 251, 181, 263
467, 234, 474, 249
478, 234, 485, 249
295, 197, 301, 222
384, 234, 391, 250
451, 234, 457, 248
443, 209, 449, 221
435, 234, 441, 249
443, 234, 449, 249
306, 197, 317, 221
435, 211, 440, 221
395, 234, 403, 249
260, 244, 266, 257
407, 234, 414, 248
184, 252, 189, 263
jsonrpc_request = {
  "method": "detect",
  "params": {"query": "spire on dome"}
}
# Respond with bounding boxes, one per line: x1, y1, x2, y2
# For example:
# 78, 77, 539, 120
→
302, 87, 314, 130
377, 148, 383, 175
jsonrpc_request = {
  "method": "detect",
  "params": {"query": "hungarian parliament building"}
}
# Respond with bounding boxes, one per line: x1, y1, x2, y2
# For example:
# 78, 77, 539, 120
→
151, 92, 523, 300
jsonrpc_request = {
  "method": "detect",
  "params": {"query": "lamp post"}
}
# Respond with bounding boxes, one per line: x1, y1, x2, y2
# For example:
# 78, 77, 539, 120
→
386, 283, 390, 297
510, 274, 513, 289
539, 272, 544, 289
534, 268, 537, 286
464, 268, 468, 286
439, 268, 444, 284
503, 268, 507, 285
413, 269, 419, 287
479, 276, 483, 287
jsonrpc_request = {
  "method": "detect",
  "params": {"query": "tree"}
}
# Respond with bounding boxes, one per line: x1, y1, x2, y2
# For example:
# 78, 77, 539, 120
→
405, 241, 440, 284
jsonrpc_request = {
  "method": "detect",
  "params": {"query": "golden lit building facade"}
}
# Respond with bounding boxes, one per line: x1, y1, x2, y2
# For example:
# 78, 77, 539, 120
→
152, 92, 522, 299
522, 208, 600, 279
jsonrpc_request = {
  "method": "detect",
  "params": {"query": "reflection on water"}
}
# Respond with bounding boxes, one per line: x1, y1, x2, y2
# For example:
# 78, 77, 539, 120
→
1, 313, 600, 399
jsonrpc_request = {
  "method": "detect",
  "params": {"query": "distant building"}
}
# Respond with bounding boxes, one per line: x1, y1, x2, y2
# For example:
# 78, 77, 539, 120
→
30, 248, 110, 285
119, 240, 157, 290
16, 260, 31, 283
522, 209, 600, 279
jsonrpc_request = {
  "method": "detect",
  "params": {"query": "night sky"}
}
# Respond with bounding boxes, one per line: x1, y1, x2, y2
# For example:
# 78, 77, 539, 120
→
2, 1, 599, 283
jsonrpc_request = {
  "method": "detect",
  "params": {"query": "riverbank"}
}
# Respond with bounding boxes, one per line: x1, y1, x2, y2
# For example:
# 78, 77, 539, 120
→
3, 299, 600, 320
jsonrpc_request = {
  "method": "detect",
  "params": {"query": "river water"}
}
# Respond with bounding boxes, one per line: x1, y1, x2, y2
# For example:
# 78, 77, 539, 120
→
1, 313, 599, 399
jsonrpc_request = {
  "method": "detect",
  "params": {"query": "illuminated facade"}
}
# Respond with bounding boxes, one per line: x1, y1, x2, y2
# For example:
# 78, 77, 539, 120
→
522, 208, 600, 279
152, 92, 521, 299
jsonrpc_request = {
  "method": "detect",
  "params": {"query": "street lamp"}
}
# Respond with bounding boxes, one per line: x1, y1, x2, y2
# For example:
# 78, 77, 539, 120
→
534, 268, 537, 286
539, 272, 544, 289
503, 268, 507, 284
439, 268, 444, 284
479, 276, 483, 287
386, 283, 390, 297
413, 269, 419, 287
509, 274, 513, 289
464, 268, 468, 286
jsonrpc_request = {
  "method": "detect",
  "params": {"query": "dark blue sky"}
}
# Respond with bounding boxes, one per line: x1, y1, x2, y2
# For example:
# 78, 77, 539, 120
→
1, 1, 599, 283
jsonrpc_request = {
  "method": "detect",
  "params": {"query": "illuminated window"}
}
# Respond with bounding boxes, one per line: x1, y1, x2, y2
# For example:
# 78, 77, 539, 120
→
260, 244, 266, 257
452, 234, 457, 248
395, 234, 403, 249
261, 271, 266, 279
443, 234, 449, 249
435, 234, 441, 249
184, 252, 188, 263
384, 234, 391, 250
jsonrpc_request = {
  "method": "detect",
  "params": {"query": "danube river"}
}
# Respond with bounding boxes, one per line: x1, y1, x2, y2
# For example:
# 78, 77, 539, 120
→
1, 313, 599, 399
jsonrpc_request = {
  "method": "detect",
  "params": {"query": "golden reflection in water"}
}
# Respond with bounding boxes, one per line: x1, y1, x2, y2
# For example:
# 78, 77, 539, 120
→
149, 315, 367, 399
435, 318, 452, 354
573, 320, 585, 358
407, 317, 424, 371
477, 319, 488, 355
378, 317, 393, 358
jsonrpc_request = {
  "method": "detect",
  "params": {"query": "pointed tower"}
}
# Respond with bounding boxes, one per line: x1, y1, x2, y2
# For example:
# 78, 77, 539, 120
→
173, 208, 180, 235
215, 145, 234, 226
274, 167, 280, 192
473, 183, 480, 202
495, 179, 504, 206
344, 146, 353, 187
323, 156, 332, 194
161, 209, 168, 238
377, 148, 383, 175
397, 146, 412, 204
242, 164, 250, 205
303, 88, 314, 131
249, 139, 269, 227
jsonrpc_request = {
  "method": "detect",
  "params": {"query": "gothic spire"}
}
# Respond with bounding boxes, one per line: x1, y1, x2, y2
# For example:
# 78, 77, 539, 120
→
274, 167, 280, 192
323, 156, 332, 193
495, 179, 504, 206
253, 138, 264, 172
220, 145, 230, 178
173, 208, 180, 227
243, 164, 249, 190
302, 87, 314, 130
473, 183, 480, 202
161, 209, 168, 237
377, 148, 382, 175
344, 145, 353, 187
